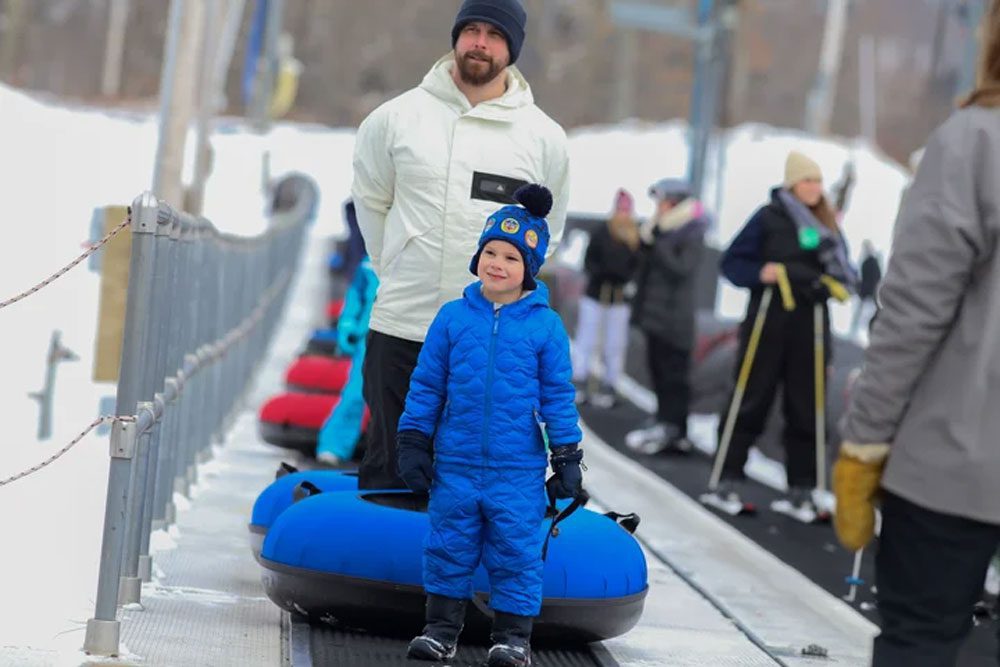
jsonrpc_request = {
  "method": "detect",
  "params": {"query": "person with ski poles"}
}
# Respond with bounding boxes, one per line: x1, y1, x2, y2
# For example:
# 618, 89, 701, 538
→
395, 184, 583, 667
701, 151, 854, 519
571, 188, 640, 408
350, 0, 570, 491
834, 3, 1000, 661
624, 178, 709, 455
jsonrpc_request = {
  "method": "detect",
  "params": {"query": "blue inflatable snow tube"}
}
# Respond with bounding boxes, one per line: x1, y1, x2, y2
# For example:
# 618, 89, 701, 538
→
258, 490, 648, 642
249, 467, 358, 559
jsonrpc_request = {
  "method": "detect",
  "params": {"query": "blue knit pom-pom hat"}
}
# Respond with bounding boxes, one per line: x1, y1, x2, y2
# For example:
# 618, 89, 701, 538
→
469, 184, 552, 290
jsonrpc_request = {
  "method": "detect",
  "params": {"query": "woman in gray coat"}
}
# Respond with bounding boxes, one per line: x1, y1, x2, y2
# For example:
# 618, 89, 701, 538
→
834, 2, 1000, 664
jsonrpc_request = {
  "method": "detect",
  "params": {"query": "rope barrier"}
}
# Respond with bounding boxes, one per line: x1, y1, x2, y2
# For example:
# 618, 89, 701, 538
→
0, 214, 131, 311
0, 415, 137, 487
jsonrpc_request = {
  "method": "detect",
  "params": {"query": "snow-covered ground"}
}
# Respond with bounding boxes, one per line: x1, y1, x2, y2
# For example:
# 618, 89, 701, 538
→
0, 82, 910, 663
0, 84, 353, 664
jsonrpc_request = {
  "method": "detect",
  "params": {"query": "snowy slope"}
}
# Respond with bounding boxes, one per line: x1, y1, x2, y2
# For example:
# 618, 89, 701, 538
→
0, 84, 354, 663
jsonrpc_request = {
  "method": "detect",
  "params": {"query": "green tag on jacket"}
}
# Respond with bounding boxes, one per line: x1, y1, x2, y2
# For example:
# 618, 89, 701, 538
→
799, 227, 820, 250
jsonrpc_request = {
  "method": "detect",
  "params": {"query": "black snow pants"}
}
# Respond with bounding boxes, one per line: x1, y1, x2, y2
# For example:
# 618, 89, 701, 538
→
717, 292, 830, 489
646, 334, 691, 437
874, 491, 1000, 666
358, 330, 422, 490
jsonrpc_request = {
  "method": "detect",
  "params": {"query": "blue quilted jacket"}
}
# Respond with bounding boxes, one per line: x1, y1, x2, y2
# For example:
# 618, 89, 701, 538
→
398, 281, 582, 470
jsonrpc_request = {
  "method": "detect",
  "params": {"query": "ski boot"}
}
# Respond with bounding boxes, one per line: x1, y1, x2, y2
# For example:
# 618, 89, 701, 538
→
699, 480, 757, 516
407, 594, 466, 661
665, 435, 694, 455
624, 419, 659, 451
487, 611, 532, 667
770, 487, 829, 524
625, 421, 680, 454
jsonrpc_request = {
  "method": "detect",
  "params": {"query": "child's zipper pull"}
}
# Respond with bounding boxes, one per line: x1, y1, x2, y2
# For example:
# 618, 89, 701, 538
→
493, 310, 500, 334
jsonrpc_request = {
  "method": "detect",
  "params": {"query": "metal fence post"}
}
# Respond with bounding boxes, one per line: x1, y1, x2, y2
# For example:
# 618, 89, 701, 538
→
121, 206, 174, 598
137, 214, 180, 579
83, 419, 137, 656
118, 421, 152, 606
151, 219, 184, 533
175, 225, 205, 499
84, 193, 162, 657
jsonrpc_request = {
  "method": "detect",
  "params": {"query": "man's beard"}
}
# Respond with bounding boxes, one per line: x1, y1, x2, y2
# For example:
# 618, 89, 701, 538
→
455, 50, 506, 86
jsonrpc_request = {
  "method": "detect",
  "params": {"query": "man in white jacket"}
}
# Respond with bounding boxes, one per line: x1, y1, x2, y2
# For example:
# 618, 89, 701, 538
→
351, 0, 570, 491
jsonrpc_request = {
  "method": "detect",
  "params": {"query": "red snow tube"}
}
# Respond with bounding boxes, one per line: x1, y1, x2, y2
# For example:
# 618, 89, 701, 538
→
258, 393, 371, 455
259, 392, 339, 453
285, 355, 352, 394
326, 298, 344, 324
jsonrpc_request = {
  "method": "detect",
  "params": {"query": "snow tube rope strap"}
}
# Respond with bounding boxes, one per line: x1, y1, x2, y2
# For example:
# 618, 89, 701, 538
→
277, 462, 299, 479
603, 511, 640, 534
542, 485, 590, 561
293, 481, 323, 503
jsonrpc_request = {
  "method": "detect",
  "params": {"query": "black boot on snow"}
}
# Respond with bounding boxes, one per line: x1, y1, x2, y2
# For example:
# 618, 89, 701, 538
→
488, 643, 531, 667
406, 594, 466, 661
488, 611, 533, 667
407, 635, 457, 661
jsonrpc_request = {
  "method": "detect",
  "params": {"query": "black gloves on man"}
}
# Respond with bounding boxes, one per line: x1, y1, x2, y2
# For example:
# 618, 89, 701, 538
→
396, 430, 434, 493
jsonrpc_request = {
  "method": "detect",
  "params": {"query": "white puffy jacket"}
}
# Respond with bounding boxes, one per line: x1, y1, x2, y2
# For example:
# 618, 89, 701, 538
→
351, 53, 570, 343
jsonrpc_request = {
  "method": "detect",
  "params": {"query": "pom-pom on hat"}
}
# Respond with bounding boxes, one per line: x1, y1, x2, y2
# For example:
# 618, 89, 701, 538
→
469, 184, 552, 290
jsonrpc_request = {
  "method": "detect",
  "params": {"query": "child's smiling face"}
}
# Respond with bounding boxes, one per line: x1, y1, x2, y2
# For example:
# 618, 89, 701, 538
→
477, 239, 525, 303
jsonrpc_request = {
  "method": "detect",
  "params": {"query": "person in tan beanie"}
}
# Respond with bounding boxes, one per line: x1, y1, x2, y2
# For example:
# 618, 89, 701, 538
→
701, 150, 855, 519
783, 150, 823, 189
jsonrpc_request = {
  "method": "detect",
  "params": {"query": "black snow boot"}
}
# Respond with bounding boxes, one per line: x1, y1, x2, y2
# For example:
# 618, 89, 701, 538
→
487, 611, 533, 667
407, 594, 467, 661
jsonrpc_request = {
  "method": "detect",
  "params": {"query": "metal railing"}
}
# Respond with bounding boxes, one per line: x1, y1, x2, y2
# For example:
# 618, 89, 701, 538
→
82, 174, 317, 657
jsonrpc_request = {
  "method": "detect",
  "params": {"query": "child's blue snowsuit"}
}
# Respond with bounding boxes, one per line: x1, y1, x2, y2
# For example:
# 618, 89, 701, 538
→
398, 281, 581, 617
316, 258, 378, 460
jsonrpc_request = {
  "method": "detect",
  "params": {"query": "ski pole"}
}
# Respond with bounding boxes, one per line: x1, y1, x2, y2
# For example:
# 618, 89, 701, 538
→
709, 287, 774, 491
815, 302, 829, 509
843, 548, 865, 603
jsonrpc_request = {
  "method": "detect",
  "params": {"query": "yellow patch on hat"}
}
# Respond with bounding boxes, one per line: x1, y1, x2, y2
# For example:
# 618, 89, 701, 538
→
525, 229, 539, 249
500, 218, 520, 234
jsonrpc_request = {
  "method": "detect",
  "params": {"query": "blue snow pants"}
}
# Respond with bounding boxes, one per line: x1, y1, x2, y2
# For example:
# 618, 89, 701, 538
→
424, 464, 548, 617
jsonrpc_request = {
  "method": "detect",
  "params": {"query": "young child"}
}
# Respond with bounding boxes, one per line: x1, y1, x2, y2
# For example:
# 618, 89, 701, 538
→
395, 184, 584, 667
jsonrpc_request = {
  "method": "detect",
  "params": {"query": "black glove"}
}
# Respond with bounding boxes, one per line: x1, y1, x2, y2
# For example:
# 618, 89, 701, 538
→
547, 445, 584, 500
396, 430, 433, 493
809, 278, 831, 302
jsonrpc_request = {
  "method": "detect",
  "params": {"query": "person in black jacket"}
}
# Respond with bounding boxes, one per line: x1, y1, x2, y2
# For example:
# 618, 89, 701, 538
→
572, 189, 640, 408
625, 178, 709, 454
705, 151, 855, 517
